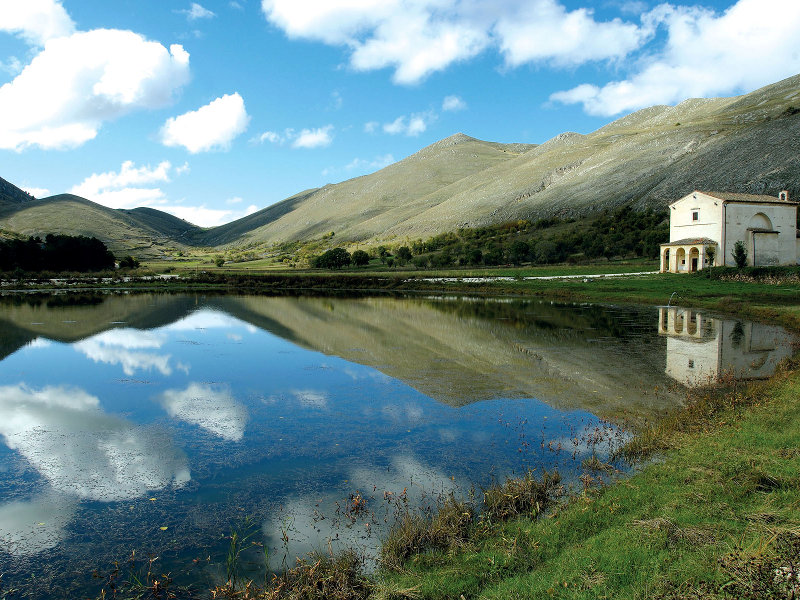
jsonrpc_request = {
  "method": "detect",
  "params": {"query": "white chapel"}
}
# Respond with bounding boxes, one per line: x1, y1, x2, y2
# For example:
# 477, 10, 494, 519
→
660, 190, 800, 273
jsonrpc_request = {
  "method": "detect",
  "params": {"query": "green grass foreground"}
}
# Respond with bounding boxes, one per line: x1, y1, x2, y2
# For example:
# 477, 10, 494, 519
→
372, 363, 800, 600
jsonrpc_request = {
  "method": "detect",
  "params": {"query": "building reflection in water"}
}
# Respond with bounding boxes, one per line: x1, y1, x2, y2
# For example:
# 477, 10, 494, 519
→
658, 307, 795, 387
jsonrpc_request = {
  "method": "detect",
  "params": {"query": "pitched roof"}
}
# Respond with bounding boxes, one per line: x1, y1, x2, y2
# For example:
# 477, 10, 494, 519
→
660, 237, 717, 247
701, 191, 796, 204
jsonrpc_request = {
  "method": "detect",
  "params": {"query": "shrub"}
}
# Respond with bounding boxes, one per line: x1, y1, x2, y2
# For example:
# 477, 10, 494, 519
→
732, 240, 748, 268
482, 469, 562, 523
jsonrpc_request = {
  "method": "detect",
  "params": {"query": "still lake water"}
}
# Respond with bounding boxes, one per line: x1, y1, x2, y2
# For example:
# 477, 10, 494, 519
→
0, 293, 794, 598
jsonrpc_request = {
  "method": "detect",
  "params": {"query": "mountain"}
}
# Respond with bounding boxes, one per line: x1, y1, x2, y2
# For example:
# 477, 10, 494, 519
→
212, 74, 800, 247
0, 176, 36, 210
0, 194, 201, 257
2, 73, 799, 252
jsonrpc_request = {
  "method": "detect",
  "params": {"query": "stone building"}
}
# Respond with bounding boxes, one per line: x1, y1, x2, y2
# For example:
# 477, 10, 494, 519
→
659, 190, 799, 273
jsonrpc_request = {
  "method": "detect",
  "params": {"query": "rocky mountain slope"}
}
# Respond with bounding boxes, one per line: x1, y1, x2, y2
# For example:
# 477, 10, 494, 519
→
2, 73, 799, 253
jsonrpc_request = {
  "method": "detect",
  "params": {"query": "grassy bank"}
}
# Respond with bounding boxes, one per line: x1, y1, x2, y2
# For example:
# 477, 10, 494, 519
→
372, 359, 800, 599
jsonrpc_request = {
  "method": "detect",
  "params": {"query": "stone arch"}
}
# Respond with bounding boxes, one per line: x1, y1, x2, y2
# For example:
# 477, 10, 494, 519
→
688, 247, 700, 273
676, 247, 686, 272
748, 212, 773, 230
662, 248, 670, 272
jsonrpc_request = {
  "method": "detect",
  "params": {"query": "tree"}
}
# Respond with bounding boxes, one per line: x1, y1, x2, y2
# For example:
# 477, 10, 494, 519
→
316, 247, 351, 269
705, 246, 716, 267
214, 256, 225, 267
732, 240, 748, 268
395, 246, 412, 263
534, 240, 558, 264
377, 246, 389, 263
510, 240, 530, 265
351, 249, 369, 267
119, 255, 140, 269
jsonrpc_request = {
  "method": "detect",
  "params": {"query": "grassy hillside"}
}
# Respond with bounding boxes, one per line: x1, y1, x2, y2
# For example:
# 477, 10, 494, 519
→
2, 73, 799, 255
202, 73, 800, 248
0, 194, 201, 258
0, 175, 36, 210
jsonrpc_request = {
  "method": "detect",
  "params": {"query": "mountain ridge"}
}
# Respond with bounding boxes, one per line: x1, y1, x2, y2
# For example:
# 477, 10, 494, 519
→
2, 73, 799, 255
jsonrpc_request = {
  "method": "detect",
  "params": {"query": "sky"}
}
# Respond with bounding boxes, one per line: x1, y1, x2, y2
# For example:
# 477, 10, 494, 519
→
1, 0, 799, 227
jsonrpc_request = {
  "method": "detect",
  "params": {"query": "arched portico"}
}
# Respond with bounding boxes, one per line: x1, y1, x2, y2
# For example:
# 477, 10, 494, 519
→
660, 238, 717, 273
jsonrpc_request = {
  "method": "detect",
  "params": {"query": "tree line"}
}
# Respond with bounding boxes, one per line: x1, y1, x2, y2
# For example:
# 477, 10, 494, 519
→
0, 234, 117, 272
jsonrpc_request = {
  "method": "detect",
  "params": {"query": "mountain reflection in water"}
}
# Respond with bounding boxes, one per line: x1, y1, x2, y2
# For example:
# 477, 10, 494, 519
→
0, 293, 794, 598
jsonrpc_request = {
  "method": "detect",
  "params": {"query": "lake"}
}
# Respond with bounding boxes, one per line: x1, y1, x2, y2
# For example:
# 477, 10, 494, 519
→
0, 293, 794, 598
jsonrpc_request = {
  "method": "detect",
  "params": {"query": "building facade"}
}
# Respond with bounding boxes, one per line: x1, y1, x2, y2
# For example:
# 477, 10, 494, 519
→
660, 191, 799, 273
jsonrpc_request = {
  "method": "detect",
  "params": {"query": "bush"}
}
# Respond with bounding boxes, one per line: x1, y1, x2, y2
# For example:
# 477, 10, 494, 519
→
351, 249, 369, 267
732, 240, 748, 268
315, 248, 352, 269
118, 255, 140, 269
482, 469, 562, 523
380, 495, 474, 571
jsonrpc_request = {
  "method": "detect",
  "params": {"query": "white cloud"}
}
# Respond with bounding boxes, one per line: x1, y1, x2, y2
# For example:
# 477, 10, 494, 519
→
75, 329, 176, 376
260, 0, 644, 84
161, 93, 250, 153
0, 493, 77, 557
0, 383, 190, 506
0, 0, 75, 46
551, 0, 800, 116
292, 389, 329, 409
292, 125, 334, 148
68, 159, 257, 227
383, 111, 435, 136
160, 382, 249, 441
257, 130, 283, 144
157, 204, 259, 227
494, 0, 645, 68
226, 196, 244, 204
0, 29, 190, 151
22, 187, 50, 198
254, 124, 334, 148
442, 95, 466, 111
179, 3, 216, 20
363, 121, 379, 133
70, 160, 175, 209
230, 1, 245, 10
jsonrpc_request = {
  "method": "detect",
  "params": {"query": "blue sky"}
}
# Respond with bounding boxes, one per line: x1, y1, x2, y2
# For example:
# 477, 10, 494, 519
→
1, 0, 799, 226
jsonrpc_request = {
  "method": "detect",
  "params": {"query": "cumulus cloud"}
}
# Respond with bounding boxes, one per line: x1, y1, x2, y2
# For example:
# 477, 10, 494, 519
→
363, 121, 379, 133
159, 203, 259, 226
0, 0, 75, 46
70, 160, 179, 210
0, 383, 190, 503
550, 0, 800, 116
261, 0, 644, 84
254, 124, 334, 148
22, 186, 50, 198
179, 3, 216, 20
74, 329, 180, 376
161, 93, 250, 153
383, 111, 435, 136
0, 30, 190, 151
293, 125, 334, 148
160, 382, 249, 441
442, 95, 466, 111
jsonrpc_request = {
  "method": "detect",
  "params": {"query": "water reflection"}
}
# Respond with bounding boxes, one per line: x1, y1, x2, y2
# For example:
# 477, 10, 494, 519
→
160, 382, 249, 441
658, 307, 795, 387
0, 294, 794, 597
0, 383, 190, 556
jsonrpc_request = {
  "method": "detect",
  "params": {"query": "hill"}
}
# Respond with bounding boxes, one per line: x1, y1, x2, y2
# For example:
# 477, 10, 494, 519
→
0, 176, 36, 210
2, 73, 799, 253
0, 194, 201, 257
208, 74, 800, 247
